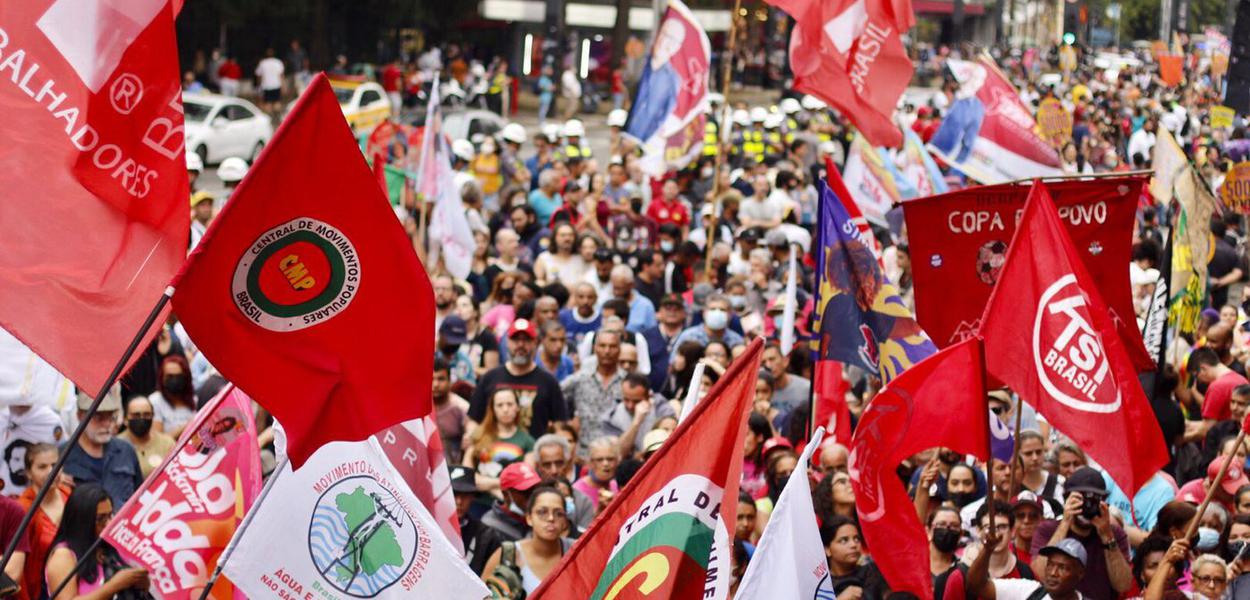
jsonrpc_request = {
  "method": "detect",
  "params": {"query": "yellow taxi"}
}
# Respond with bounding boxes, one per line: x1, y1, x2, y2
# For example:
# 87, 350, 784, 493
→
328, 77, 391, 135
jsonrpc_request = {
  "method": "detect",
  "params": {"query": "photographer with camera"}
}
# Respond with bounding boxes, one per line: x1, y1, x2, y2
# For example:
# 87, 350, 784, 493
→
1030, 467, 1132, 600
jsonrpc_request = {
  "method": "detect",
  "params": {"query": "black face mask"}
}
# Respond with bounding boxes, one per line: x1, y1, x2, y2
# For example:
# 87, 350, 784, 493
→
128, 418, 153, 437
932, 528, 961, 554
630, 198, 644, 214
163, 375, 190, 394
948, 491, 975, 508
1230, 540, 1249, 561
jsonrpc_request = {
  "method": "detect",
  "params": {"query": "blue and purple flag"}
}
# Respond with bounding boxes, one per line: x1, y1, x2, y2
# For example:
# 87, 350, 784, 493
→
813, 179, 937, 383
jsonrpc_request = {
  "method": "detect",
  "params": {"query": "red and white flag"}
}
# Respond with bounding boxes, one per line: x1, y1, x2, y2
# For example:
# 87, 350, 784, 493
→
417, 77, 476, 279
375, 417, 462, 554
766, 0, 913, 147
103, 386, 263, 600
0, 0, 190, 396
979, 182, 1168, 496
850, 337, 989, 599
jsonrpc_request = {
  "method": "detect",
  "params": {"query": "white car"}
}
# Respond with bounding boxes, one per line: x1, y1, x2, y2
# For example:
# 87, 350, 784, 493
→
184, 93, 273, 165
441, 109, 505, 143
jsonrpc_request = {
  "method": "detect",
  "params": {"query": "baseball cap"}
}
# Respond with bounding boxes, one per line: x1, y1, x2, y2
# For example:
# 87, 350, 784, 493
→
765, 229, 790, 248
449, 466, 478, 494
740, 228, 762, 243
499, 462, 542, 492
507, 318, 538, 339
1065, 466, 1108, 495
642, 429, 670, 455
1039, 538, 1088, 567
439, 315, 469, 345
762, 436, 793, 457
594, 248, 614, 262
659, 294, 685, 309
1209, 455, 1250, 494
77, 384, 122, 412
190, 190, 215, 208
1011, 491, 1045, 513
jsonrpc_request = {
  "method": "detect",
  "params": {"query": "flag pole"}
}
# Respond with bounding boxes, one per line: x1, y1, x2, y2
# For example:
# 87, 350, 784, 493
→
47, 384, 242, 600
1184, 428, 1247, 541
1005, 390, 1025, 497
0, 287, 174, 577
702, 0, 742, 280
977, 336, 997, 528
195, 456, 290, 600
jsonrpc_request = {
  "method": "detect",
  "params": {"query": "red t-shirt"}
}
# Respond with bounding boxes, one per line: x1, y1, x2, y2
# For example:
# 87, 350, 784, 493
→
943, 556, 1030, 600
646, 197, 690, 229
217, 61, 242, 80
1203, 369, 1249, 420
382, 65, 402, 92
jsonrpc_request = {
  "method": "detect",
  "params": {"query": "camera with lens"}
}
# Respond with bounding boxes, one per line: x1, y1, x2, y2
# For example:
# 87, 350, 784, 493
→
1079, 491, 1106, 520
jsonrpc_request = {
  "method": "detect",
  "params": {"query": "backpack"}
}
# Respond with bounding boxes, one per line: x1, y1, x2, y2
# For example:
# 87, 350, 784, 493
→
484, 541, 526, 600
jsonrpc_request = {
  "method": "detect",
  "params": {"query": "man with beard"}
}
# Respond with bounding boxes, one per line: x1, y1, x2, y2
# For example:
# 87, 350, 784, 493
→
468, 319, 568, 440
60, 386, 144, 508
433, 274, 458, 333
1030, 467, 1132, 600
943, 501, 1036, 600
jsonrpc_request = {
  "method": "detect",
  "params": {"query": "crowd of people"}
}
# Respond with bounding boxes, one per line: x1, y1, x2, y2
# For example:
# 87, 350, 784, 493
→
3, 28, 1249, 600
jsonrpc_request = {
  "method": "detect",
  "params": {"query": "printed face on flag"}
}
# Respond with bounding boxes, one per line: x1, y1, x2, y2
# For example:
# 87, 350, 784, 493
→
625, 0, 710, 161
651, 5, 709, 125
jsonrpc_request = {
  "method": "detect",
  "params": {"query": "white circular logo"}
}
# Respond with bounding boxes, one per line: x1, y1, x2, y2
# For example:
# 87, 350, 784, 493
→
231, 218, 360, 332
109, 74, 144, 115
1032, 274, 1121, 413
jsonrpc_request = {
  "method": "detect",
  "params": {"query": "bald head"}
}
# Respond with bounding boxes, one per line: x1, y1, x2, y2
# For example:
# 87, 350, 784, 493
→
820, 442, 849, 473
1208, 322, 1233, 355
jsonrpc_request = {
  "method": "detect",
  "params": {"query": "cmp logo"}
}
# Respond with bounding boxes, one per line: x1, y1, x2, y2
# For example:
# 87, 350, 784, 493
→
1032, 274, 1121, 413
232, 218, 360, 332
308, 475, 419, 597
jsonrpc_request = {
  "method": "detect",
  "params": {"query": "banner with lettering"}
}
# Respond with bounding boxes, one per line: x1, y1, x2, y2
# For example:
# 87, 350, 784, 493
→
221, 438, 489, 600
842, 133, 906, 225
103, 386, 262, 600
927, 58, 1062, 183
902, 176, 1153, 370
1221, 162, 1250, 214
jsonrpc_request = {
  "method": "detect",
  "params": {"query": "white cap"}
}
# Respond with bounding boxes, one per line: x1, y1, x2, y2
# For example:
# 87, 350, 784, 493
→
541, 124, 561, 143
764, 113, 783, 129
801, 95, 826, 110
561, 119, 585, 138
607, 109, 628, 128
780, 98, 802, 114
708, 92, 726, 105
750, 107, 768, 122
732, 109, 750, 126
185, 151, 203, 173
216, 157, 249, 183
501, 123, 527, 144
819, 141, 838, 156
451, 139, 476, 161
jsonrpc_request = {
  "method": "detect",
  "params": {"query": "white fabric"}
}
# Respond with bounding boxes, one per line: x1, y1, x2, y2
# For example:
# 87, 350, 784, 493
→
222, 438, 489, 599
735, 428, 829, 599
0, 329, 74, 411
0, 405, 64, 491
423, 84, 477, 280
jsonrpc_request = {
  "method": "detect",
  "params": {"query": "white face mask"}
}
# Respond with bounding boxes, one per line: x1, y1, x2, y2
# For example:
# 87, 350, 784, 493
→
704, 309, 728, 331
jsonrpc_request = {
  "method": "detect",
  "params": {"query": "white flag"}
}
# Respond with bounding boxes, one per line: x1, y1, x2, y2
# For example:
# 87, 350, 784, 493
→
677, 360, 707, 423
780, 250, 797, 356
222, 438, 490, 600
734, 427, 829, 600
419, 76, 477, 280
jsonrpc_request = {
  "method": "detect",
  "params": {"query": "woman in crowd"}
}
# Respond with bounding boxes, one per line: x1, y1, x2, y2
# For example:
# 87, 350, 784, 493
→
740, 413, 771, 500
533, 223, 586, 288
573, 437, 620, 513
480, 486, 573, 595
754, 448, 798, 532
149, 354, 196, 438
481, 271, 521, 338
813, 470, 857, 526
464, 388, 534, 489
455, 294, 501, 379
44, 484, 150, 600
820, 515, 887, 600
19, 444, 69, 600
1017, 430, 1064, 511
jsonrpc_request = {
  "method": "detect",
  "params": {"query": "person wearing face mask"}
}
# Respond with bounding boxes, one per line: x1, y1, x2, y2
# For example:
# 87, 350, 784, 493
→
929, 506, 963, 585
1226, 514, 1250, 597
60, 386, 144, 510
471, 136, 503, 208
147, 354, 197, 438
1032, 467, 1133, 600
668, 294, 745, 364
118, 396, 175, 478
470, 462, 542, 575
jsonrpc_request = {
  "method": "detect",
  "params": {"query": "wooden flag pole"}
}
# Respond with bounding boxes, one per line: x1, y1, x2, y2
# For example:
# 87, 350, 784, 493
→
1005, 391, 1025, 497
1184, 428, 1247, 541
0, 287, 175, 577
978, 337, 997, 529
702, 0, 743, 280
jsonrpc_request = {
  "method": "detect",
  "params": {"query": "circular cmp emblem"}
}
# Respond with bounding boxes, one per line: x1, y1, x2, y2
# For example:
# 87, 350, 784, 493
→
1032, 274, 1121, 414
975, 240, 1008, 285
308, 475, 418, 597
232, 218, 360, 332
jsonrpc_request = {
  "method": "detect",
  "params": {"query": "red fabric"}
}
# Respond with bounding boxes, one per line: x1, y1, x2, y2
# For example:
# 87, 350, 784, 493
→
218, 60, 242, 80
978, 182, 1168, 497
646, 196, 691, 228
1159, 55, 1184, 87
813, 360, 851, 445
530, 340, 764, 599
849, 337, 990, 600
382, 64, 402, 92
0, 0, 189, 396
172, 75, 435, 468
903, 176, 1154, 371
1203, 370, 1249, 420
767, 0, 912, 147
376, 417, 464, 554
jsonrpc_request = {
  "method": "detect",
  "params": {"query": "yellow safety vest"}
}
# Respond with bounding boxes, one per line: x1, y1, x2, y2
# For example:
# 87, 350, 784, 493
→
784, 117, 798, 145
703, 121, 719, 156
558, 143, 591, 161
743, 129, 764, 162
488, 74, 505, 95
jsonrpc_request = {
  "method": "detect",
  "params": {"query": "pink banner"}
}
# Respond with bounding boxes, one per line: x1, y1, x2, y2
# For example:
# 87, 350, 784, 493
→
103, 386, 263, 600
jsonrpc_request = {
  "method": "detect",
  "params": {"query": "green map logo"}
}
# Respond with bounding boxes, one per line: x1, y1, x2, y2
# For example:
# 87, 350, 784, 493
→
308, 475, 418, 597
232, 217, 361, 332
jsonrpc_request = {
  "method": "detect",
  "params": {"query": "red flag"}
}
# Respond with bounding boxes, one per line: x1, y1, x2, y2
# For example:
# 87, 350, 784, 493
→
902, 176, 1153, 371
0, 0, 190, 395
766, 0, 912, 147
172, 74, 436, 468
103, 385, 262, 600
530, 340, 764, 600
1158, 55, 1184, 87
979, 182, 1168, 496
376, 417, 463, 554
813, 360, 852, 445
849, 337, 989, 599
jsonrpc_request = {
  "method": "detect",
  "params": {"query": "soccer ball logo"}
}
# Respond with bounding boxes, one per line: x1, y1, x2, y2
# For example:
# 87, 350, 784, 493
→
975, 240, 1008, 285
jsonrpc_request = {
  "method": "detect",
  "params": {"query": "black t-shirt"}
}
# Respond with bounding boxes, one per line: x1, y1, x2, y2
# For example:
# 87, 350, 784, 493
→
635, 277, 664, 308
468, 365, 568, 438
1209, 237, 1240, 307
469, 330, 500, 370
